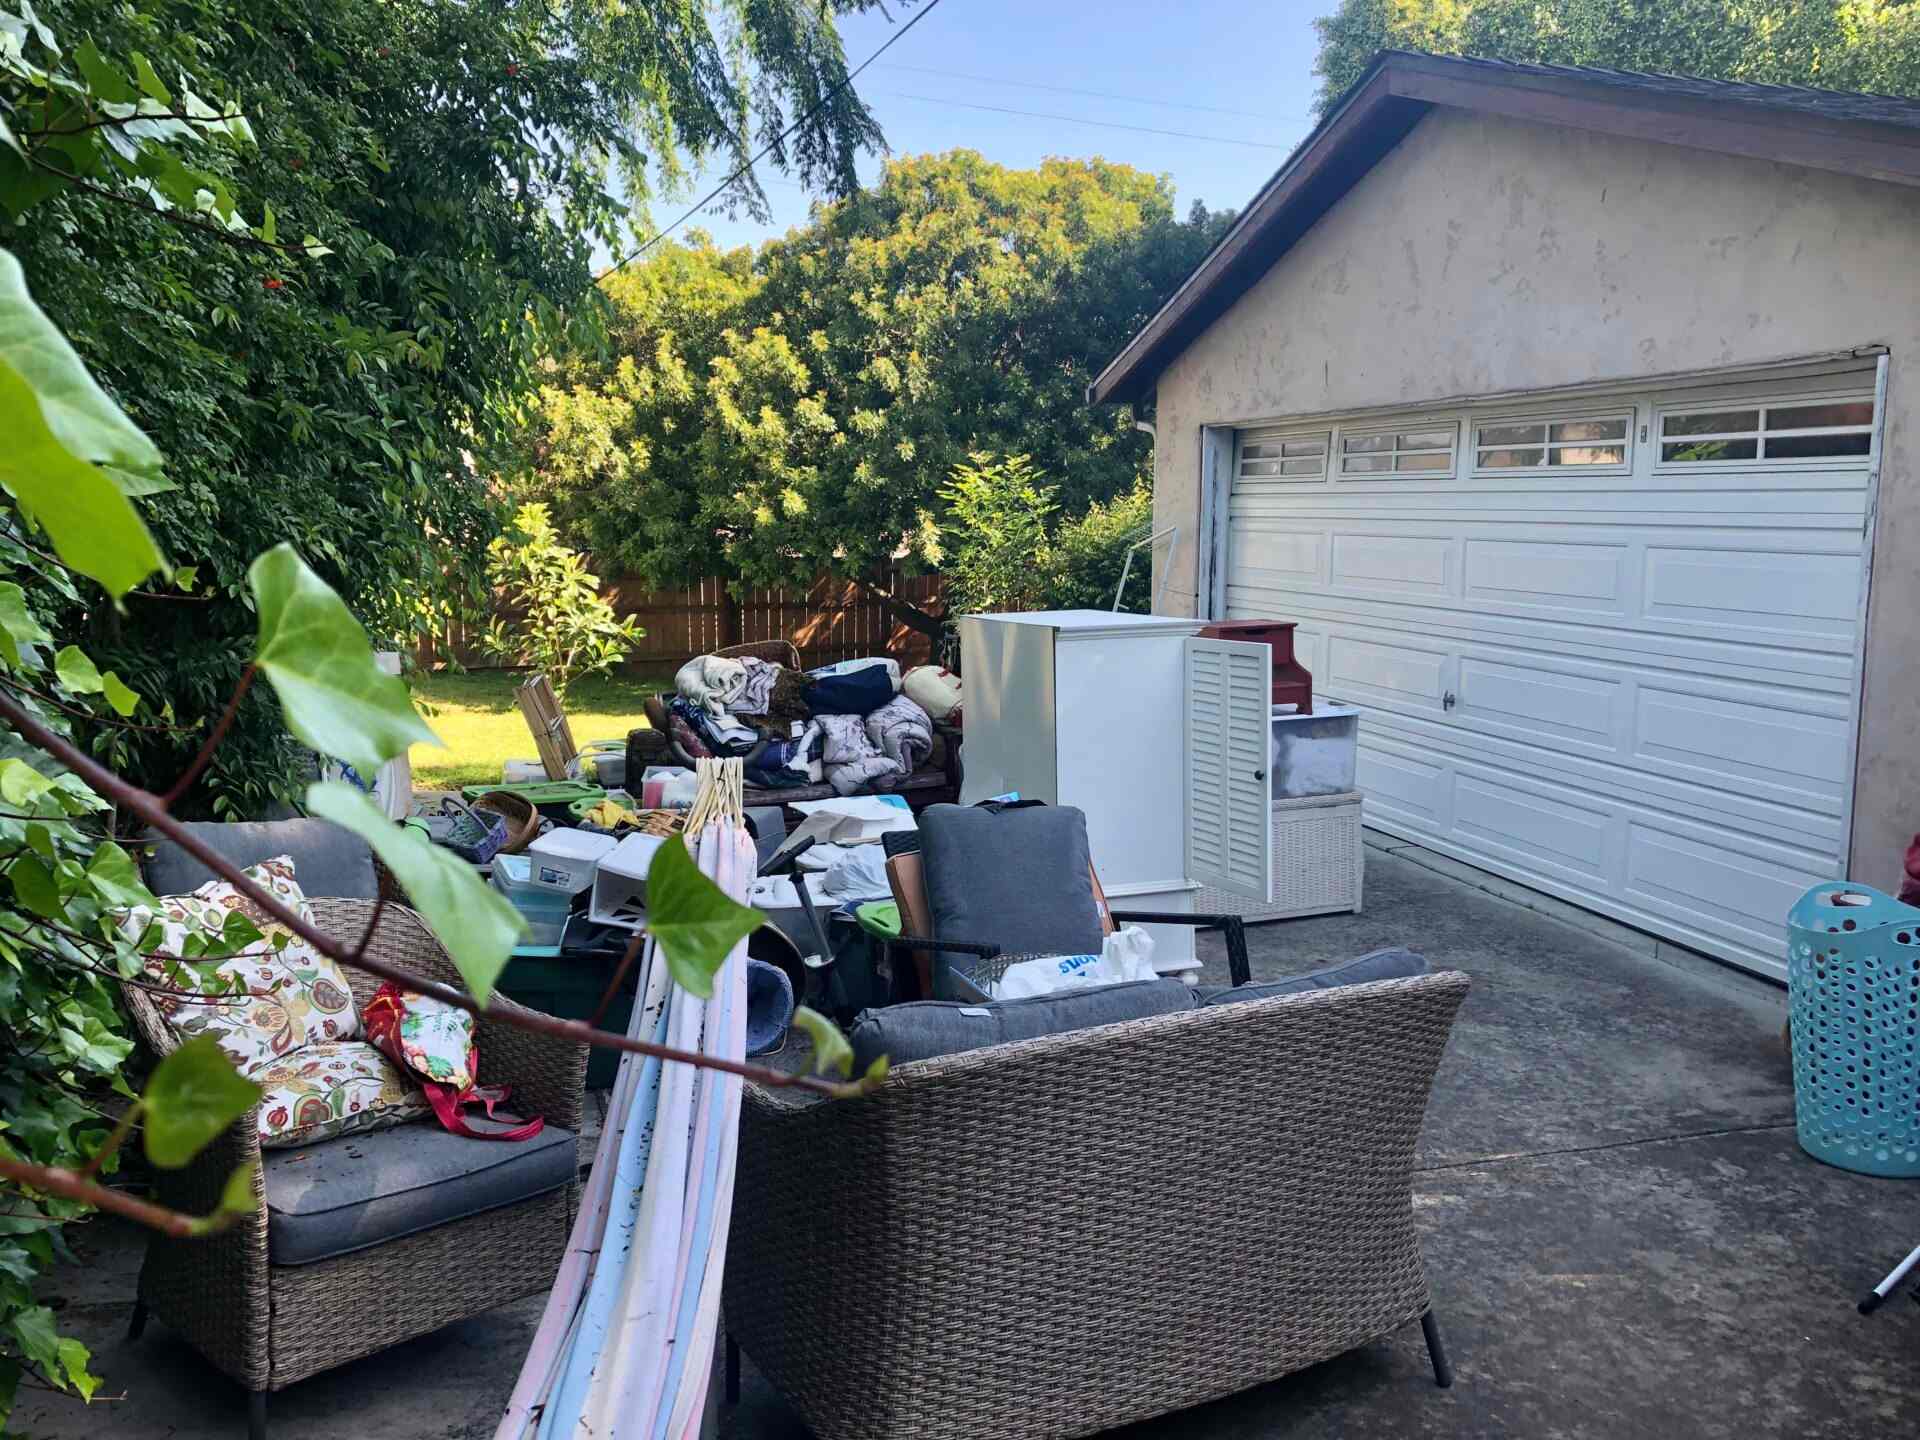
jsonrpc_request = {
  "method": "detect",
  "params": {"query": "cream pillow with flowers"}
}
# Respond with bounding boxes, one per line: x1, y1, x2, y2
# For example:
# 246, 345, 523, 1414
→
126, 856, 428, 1147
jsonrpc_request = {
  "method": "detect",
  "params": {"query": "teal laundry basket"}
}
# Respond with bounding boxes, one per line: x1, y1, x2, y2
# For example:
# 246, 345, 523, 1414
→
1787, 883, 1920, 1177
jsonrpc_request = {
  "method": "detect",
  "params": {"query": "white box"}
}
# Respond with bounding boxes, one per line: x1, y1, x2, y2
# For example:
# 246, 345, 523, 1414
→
1197, 791, 1364, 922
502, 759, 548, 783
526, 829, 618, 894
588, 832, 667, 930
1270, 706, 1359, 798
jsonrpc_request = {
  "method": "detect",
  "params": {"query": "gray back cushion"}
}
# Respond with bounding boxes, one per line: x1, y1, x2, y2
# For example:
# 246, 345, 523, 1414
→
142, 818, 378, 900
849, 978, 1196, 1071
1193, 947, 1429, 1006
918, 804, 1103, 959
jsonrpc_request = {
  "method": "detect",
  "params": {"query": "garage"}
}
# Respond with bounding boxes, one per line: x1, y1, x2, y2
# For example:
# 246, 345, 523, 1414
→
1220, 362, 1883, 977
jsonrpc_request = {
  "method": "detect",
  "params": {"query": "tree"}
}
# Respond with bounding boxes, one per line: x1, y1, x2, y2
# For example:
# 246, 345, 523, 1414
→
517, 153, 1234, 639
5, 0, 895, 815
480, 503, 643, 705
938, 454, 1060, 616
1312, 0, 1920, 113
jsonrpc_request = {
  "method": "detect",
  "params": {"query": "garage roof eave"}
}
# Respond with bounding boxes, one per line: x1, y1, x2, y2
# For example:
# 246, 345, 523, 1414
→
1089, 50, 1920, 410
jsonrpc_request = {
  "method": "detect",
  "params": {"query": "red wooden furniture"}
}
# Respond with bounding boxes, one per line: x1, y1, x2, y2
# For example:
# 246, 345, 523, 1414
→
1197, 620, 1313, 713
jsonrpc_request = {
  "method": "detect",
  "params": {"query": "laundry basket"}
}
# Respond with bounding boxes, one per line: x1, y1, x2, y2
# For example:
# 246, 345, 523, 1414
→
1787, 883, 1920, 1178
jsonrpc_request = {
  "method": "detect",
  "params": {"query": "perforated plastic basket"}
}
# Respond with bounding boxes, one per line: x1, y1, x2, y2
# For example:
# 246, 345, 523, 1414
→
1787, 883, 1920, 1177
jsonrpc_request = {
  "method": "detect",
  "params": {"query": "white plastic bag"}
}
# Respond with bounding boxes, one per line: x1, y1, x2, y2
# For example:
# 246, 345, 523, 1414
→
994, 926, 1157, 1000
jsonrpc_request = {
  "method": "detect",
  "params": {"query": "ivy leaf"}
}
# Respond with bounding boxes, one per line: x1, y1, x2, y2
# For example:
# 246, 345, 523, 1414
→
101, 669, 138, 715
23, 823, 53, 860
53, 643, 103, 694
249, 543, 441, 774
643, 833, 763, 999
129, 51, 172, 106
56, 1337, 97, 1402
8, 854, 60, 916
172, 564, 198, 591
0, 758, 53, 807
141, 1034, 261, 1168
72, 39, 136, 104
0, 253, 165, 595
84, 841, 151, 908
0, 580, 52, 666
303, 781, 522, 1004
791, 1005, 853, 1079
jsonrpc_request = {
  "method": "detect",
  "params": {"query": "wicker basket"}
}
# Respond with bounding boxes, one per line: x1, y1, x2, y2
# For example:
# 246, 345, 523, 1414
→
471, 789, 540, 854
1196, 790, 1363, 922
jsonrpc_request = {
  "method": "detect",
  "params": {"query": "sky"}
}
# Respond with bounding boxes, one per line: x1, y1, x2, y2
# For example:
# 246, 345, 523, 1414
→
616, 0, 1332, 261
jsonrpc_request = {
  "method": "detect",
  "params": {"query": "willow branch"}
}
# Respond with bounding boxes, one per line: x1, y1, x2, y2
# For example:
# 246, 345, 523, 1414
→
0, 687, 868, 1100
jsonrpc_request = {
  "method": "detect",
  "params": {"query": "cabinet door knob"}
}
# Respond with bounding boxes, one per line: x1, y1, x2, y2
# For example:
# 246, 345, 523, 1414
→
1254, 769, 1267, 781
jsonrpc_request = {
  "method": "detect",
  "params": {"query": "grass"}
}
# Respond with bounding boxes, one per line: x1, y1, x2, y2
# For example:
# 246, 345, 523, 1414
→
407, 669, 652, 792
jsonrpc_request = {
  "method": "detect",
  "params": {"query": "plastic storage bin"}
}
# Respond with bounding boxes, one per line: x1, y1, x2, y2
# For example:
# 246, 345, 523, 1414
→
489, 854, 573, 946
525, 828, 617, 893
1270, 706, 1359, 798
1787, 882, 1920, 1177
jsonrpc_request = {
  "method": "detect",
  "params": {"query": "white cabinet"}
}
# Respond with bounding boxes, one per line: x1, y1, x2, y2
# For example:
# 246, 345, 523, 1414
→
960, 610, 1274, 976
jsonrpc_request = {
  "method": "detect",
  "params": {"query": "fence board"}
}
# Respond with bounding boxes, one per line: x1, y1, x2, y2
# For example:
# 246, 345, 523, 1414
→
417, 566, 946, 675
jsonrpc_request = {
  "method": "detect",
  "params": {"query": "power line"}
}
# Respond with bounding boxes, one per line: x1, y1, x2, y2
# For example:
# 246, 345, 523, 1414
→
873, 90, 1293, 150
874, 60, 1302, 123
602, 0, 951, 275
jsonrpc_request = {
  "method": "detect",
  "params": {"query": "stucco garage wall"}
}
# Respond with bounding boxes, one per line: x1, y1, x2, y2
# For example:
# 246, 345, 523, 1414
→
1147, 106, 1920, 891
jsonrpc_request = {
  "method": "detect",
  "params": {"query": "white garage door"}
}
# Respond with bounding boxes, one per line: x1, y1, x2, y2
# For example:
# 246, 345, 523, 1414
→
1224, 362, 1883, 979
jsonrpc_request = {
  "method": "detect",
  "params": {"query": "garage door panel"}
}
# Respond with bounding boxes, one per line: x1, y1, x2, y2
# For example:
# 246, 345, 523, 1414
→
1642, 547, 1862, 642
1353, 743, 1449, 828
1326, 635, 1449, 711
1456, 655, 1619, 748
1622, 824, 1832, 961
1634, 688, 1850, 799
1328, 532, 1454, 596
1225, 522, 1325, 586
1463, 538, 1629, 616
1453, 773, 1611, 882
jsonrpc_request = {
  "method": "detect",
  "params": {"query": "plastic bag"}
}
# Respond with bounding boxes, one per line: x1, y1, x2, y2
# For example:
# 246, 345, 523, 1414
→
994, 925, 1157, 1000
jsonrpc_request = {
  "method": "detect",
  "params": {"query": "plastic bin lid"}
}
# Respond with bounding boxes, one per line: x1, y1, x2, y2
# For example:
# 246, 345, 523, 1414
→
529, 829, 619, 863
600, 831, 668, 881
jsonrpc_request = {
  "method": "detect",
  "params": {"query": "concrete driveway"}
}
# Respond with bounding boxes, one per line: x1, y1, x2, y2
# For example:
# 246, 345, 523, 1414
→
16, 844, 1920, 1439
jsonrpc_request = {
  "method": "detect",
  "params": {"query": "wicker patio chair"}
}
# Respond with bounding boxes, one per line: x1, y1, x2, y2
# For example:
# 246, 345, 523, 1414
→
121, 899, 587, 1440
723, 968, 1469, 1440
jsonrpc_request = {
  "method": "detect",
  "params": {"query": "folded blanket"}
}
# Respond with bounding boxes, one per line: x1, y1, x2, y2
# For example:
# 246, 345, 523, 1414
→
676, 655, 746, 718
865, 693, 932, 775
814, 712, 904, 795
669, 696, 758, 758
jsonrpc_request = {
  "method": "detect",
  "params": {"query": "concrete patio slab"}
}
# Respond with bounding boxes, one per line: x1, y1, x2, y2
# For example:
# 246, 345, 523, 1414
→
14, 848, 1919, 1439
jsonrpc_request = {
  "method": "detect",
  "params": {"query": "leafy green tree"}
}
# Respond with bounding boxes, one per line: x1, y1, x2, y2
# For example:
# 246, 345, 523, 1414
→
938, 453, 1060, 616
1051, 483, 1155, 613
1312, 0, 1920, 112
480, 503, 643, 706
517, 153, 1233, 639
4, 0, 894, 815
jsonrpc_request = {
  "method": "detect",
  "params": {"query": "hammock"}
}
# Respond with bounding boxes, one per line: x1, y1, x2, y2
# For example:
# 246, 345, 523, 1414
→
498, 759, 753, 1440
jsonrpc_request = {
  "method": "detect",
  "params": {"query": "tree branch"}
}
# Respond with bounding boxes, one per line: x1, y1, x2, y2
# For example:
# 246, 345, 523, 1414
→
161, 663, 254, 805
0, 1153, 226, 1240
24, 156, 328, 257
0, 687, 869, 1101
23, 108, 246, 138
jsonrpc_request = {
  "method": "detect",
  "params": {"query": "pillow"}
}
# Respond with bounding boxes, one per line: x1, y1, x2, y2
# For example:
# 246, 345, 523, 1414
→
848, 978, 1196, 1071
1191, 947, 1430, 1006
919, 804, 1104, 960
126, 856, 427, 1147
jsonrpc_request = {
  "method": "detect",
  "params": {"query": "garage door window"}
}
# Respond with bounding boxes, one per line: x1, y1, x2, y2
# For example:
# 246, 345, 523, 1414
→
1473, 415, 1630, 472
1658, 398, 1875, 465
1339, 425, 1456, 476
1238, 432, 1329, 481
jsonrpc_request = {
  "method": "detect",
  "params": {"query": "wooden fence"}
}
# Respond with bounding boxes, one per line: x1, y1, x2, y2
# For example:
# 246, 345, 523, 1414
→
419, 566, 946, 676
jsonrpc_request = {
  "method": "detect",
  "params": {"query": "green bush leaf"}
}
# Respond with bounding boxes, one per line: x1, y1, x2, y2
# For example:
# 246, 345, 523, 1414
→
101, 670, 138, 715
56, 1336, 97, 1402
0, 759, 53, 807
791, 1005, 853, 1079
53, 644, 103, 694
84, 841, 151, 908
8, 854, 60, 917
0, 580, 51, 666
303, 781, 522, 1004
141, 1034, 261, 1168
248, 543, 441, 774
643, 833, 763, 999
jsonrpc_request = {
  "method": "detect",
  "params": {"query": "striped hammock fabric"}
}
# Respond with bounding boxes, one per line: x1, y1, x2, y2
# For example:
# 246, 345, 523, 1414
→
496, 809, 754, 1439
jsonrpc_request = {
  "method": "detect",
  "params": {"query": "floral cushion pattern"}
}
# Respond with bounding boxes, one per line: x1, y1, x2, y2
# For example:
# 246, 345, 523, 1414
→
392, 994, 478, 1090
253, 1040, 431, 1148
126, 855, 360, 1079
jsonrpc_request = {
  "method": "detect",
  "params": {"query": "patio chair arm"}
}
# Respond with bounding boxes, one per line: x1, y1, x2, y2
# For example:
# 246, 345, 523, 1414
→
886, 934, 1003, 959
1108, 909, 1251, 987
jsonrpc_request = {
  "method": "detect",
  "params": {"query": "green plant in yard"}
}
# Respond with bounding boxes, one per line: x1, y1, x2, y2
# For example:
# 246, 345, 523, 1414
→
938, 453, 1060, 616
480, 503, 643, 707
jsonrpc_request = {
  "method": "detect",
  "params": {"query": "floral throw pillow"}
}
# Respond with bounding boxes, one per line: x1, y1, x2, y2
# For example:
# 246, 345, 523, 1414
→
126, 855, 361, 1078
253, 1040, 431, 1148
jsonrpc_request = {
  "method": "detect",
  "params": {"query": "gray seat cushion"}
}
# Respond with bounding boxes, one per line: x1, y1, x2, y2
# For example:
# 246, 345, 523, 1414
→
1193, 947, 1430, 1006
918, 804, 1103, 959
143, 818, 379, 900
849, 978, 1196, 1071
263, 1119, 577, 1265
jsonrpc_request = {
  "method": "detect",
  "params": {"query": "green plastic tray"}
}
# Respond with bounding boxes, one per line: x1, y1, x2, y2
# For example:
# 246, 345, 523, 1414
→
459, 779, 604, 808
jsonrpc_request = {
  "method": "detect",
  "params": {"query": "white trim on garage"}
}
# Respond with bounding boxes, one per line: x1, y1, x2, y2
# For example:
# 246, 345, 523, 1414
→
1220, 357, 1886, 980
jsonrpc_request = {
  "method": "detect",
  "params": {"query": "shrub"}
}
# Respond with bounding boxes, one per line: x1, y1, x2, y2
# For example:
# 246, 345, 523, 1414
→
480, 504, 643, 704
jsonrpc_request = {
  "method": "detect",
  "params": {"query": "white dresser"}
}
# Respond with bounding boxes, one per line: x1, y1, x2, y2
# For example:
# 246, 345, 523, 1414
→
959, 610, 1276, 977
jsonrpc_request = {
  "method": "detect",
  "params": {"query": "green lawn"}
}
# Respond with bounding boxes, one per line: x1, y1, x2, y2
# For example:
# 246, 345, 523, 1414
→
408, 670, 652, 792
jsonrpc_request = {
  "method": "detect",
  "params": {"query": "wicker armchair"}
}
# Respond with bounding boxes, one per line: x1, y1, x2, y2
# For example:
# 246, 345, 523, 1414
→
121, 899, 587, 1439
724, 969, 1469, 1440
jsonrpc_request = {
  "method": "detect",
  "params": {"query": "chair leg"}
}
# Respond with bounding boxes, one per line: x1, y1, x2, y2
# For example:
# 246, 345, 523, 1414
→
126, 1299, 148, 1341
1221, 916, 1251, 987
247, 1390, 268, 1440
725, 1331, 741, 1404
1421, 1308, 1454, 1388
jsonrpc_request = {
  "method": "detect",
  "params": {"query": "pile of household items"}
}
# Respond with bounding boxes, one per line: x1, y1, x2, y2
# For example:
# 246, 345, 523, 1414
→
625, 648, 964, 808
